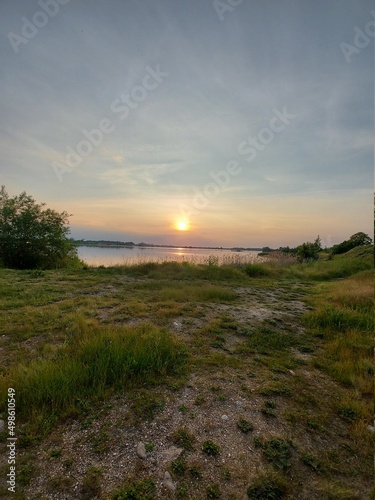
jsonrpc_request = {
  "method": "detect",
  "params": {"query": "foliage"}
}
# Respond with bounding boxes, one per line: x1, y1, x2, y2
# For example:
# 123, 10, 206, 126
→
112, 478, 156, 499
262, 438, 292, 471
247, 471, 289, 499
202, 440, 220, 456
331, 232, 372, 255
172, 427, 196, 450
237, 418, 254, 433
295, 236, 322, 262
0, 186, 76, 269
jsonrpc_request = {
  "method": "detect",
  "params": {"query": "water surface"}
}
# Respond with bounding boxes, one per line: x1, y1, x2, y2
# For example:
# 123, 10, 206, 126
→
77, 246, 261, 267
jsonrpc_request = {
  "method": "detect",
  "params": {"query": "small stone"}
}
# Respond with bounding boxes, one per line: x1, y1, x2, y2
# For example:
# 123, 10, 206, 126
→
221, 415, 229, 421
160, 446, 183, 463
367, 425, 375, 433
136, 442, 147, 459
163, 471, 175, 491
0, 420, 4, 433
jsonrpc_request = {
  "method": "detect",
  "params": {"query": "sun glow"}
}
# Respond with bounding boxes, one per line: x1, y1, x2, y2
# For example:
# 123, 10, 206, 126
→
176, 220, 188, 231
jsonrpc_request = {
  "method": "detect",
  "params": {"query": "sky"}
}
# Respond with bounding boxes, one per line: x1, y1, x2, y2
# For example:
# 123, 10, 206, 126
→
0, 0, 373, 248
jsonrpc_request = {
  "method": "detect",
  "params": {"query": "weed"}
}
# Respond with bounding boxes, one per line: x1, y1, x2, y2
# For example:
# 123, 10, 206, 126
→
194, 395, 206, 406
247, 470, 289, 499
338, 404, 360, 422
177, 483, 188, 498
189, 464, 202, 479
81, 466, 102, 499
172, 427, 195, 451
49, 475, 73, 493
111, 478, 156, 499
261, 401, 277, 417
145, 442, 154, 452
262, 438, 292, 471
301, 453, 323, 473
237, 418, 254, 433
91, 429, 109, 453
130, 390, 166, 422
222, 468, 231, 480
171, 457, 186, 475
306, 419, 322, 431
206, 483, 221, 498
17, 460, 35, 487
50, 449, 62, 458
202, 440, 220, 456
259, 383, 292, 397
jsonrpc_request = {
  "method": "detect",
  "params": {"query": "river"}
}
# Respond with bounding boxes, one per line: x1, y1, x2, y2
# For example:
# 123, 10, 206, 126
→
77, 246, 262, 267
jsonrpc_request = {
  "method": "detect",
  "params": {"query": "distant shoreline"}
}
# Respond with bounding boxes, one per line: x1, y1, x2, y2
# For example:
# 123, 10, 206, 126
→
72, 240, 263, 252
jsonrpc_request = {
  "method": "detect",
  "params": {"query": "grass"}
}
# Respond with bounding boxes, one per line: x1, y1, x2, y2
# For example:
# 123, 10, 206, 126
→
111, 478, 156, 499
247, 470, 289, 499
202, 440, 220, 456
303, 269, 374, 403
262, 438, 293, 471
0, 244, 373, 498
172, 427, 196, 451
0, 320, 187, 434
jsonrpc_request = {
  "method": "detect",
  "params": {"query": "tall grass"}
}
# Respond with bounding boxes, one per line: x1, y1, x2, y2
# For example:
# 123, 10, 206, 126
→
0, 320, 187, 420
284, 245, 373, 281
303, 270, 374, 400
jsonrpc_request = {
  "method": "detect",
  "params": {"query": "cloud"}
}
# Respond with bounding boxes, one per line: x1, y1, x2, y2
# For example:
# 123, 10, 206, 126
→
0, 0, 373, 246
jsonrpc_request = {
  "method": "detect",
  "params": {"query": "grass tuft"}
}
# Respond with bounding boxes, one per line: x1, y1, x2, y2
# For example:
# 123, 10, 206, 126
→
0, 320, 187, 424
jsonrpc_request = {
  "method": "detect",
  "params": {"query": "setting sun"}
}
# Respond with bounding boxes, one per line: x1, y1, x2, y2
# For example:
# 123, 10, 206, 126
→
177, 220, 188, 231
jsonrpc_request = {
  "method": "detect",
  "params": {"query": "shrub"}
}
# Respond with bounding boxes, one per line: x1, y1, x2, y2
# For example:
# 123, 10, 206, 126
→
295, 236, 322, 262
331, 232, 372, 255
0, 186, 76, 269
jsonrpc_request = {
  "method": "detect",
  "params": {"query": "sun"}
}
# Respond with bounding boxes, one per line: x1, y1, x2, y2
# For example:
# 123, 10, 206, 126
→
177, 220, 188, 231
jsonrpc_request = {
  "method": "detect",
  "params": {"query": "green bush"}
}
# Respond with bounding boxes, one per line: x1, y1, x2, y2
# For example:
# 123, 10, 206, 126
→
0, 186, 76, 269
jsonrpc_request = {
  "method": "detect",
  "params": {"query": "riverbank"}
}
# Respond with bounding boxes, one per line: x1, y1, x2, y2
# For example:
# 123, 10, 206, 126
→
0, 246, 373, 499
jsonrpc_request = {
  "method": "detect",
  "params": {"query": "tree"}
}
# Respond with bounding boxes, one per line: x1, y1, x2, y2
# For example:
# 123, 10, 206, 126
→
0, 186, 76, 269
348, 232, 372, 246
296, 236, 322, 262
331, 232, 372, 255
